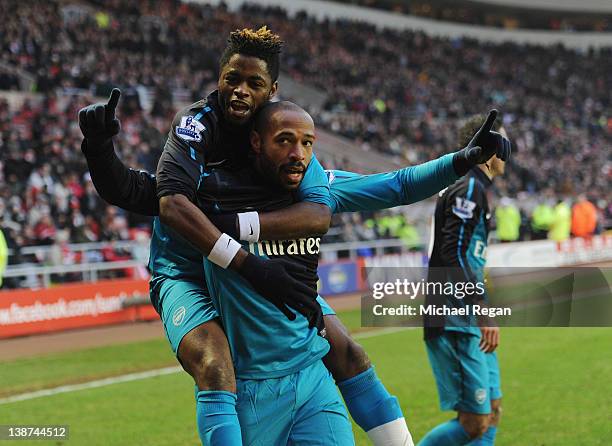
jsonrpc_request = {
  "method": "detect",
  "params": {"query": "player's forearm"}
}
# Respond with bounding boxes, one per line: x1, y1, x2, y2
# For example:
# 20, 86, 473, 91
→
82, 139, 159, 216
327, 153, 460, 214
159, 194, 223, 255
208, 203, 332, 241
258, 202, 331, 240
401, 153, 460, 204
157, 194, 249, 270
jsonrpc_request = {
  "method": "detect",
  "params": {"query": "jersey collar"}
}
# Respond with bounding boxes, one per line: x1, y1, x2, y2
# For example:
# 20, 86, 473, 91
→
470, 166, 493, 188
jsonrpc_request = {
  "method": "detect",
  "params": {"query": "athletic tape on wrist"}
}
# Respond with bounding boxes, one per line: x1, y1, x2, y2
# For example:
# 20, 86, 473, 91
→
208, 233, 242, 269
238, 211, 260, 242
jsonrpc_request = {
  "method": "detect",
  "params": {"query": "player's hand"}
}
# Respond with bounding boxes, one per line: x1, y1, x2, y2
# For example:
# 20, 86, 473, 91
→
479, 326, 500, 353
78, 88, 122, 146
239, 254, 323, 329
453, 110, 511, 175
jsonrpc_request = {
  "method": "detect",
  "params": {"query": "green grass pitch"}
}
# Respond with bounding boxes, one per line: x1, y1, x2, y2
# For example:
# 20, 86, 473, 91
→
1, 312, 611, 445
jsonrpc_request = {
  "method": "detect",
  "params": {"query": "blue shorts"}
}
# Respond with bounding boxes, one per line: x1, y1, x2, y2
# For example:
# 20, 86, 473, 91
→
150, 276, 336, 355
425, 331, 503, 414
150, 276, 218, 354
236, 359, 354, 445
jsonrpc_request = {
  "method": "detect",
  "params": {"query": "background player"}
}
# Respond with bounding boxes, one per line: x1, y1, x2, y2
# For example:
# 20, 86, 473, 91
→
418, 113, 508, 446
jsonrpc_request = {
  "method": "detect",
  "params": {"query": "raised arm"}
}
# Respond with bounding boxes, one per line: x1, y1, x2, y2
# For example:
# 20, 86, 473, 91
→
327, 152, 459, 214
79, 89, 159, 216
81, 139, 159, 216
327, 110, 511, 214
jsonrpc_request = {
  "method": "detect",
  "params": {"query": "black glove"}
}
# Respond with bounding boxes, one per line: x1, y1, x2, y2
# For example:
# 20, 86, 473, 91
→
78, 88, 122, 150
453, 110, 511, 176
239, 253, 323, 331
207, 213, 239, 239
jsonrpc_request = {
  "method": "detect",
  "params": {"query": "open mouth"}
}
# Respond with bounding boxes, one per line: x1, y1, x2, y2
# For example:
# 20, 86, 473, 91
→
229, 100, 250, 116
283, 167, 305, 183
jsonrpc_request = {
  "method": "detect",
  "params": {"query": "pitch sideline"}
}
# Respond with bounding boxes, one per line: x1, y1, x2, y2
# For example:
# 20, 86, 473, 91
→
0, 327, 412, 405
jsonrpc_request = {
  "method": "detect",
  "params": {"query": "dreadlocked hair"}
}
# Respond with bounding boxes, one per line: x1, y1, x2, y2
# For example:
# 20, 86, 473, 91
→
219, 26, 283, 82
458, 113, 502, 147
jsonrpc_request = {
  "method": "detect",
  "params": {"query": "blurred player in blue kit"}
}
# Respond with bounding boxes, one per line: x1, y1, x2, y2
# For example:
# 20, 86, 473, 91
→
78, 26, 509, 445
418, 114, 510, 446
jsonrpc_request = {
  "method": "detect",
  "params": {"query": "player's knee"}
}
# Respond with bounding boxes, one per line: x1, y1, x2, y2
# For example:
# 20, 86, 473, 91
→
459, 413, 490, 439
183, 349, 235, 392
198, 355, 236, 392
490, 399, 502, 426
327, 336, 371, 381
345, 338, 371, 374
178, 334, 236, 391
324, 315, 371, 381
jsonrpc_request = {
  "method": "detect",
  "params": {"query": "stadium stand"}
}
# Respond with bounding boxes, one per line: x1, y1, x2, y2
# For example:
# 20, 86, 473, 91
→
333, 0, 612, 31
0, 0, 610, 285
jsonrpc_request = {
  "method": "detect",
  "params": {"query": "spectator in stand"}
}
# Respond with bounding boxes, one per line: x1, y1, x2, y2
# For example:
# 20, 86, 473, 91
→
0, 227, 8, 288
549, 200, 572, 242
495, 197, 521, 243
33, 214, 57, 246
571, 195, 598, 238
531, 200, 555, 240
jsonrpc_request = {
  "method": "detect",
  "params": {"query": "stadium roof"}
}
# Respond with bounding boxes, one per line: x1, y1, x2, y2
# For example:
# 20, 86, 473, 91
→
205, 0, 612, 49
469, 0, 612, 13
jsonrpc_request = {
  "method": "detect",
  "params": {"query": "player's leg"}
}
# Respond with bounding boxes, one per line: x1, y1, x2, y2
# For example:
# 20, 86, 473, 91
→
179, 320, 235, 391
320, 297, 413, 446
234, 373, 295, 446
457, 412, 490, 440
179, 321, 242, 446
467, 351, 502, 445
288, 359, 355, 445
418, 332, 491, 446
465, 399, 501, 445
152, 277, 242, 446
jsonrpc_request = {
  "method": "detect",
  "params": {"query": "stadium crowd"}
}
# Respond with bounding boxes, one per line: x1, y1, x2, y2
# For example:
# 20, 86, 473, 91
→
0, 0, 610, 285
335, 0, 612, 32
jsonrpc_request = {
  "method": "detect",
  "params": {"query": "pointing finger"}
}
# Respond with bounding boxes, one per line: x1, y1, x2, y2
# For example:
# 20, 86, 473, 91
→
107, 88, 121, 110
106, 88, 121, 116
479, 109, 498, 134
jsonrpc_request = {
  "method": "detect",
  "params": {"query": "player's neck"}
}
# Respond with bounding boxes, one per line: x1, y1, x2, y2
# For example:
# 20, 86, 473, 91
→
478, 164, 494, 181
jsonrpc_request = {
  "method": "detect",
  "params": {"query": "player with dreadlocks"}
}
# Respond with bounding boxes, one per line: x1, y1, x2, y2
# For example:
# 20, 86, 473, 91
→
79, 26, 510, 445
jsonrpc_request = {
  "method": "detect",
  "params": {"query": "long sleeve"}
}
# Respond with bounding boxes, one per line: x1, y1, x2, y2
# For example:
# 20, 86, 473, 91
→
82, 139, 159, 216
328, 153, 459, 214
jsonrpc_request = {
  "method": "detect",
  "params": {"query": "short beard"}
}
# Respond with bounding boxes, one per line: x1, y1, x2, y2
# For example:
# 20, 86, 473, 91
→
256, 151, 285, 189
255, 150, 305, 191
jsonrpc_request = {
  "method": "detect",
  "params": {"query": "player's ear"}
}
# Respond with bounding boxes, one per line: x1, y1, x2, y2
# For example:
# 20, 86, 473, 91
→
268, 82, 278, 100
250, 130, 262, 154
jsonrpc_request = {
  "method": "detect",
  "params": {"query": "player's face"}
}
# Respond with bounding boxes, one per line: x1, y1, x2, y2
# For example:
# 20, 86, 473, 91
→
251, 109, 315, 191
218, 54, 278, 126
